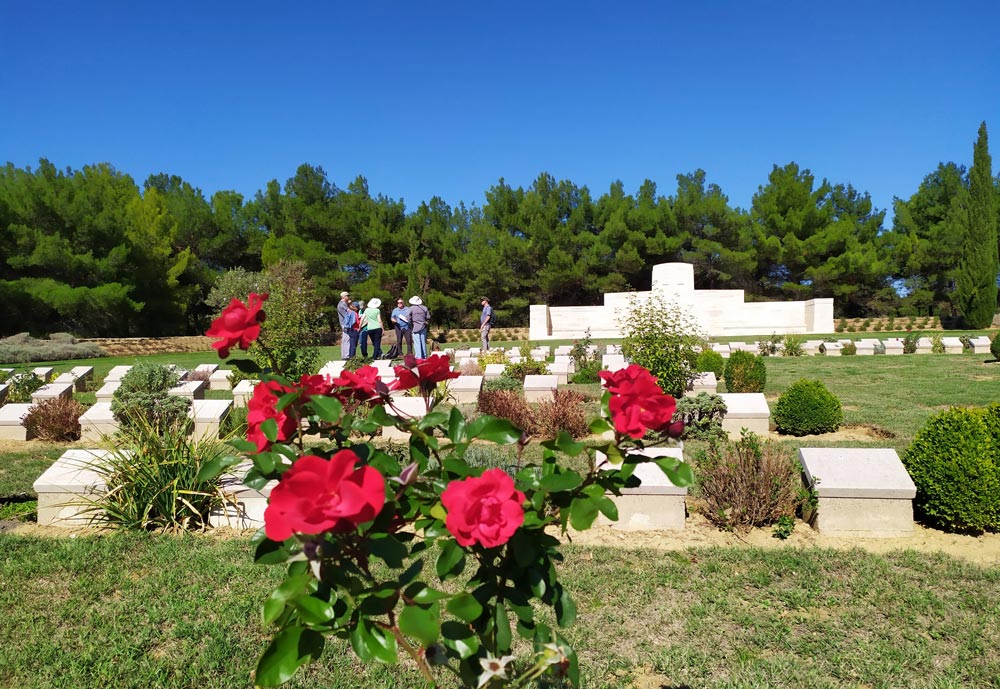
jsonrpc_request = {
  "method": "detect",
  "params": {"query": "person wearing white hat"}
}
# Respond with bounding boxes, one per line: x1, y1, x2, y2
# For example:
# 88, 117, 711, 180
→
361, 298, 384, 359
408, 296, 430, 358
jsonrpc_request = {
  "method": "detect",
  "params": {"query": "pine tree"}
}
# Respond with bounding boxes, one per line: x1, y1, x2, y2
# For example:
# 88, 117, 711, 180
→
955, 122, 999, 328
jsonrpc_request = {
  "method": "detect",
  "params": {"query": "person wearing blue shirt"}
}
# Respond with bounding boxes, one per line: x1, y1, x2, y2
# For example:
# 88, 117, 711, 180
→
390, 299, 413, 357
479, 296, 493, 351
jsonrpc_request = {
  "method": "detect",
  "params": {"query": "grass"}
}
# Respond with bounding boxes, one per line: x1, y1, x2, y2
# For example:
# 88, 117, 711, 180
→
0, 533, 998, 689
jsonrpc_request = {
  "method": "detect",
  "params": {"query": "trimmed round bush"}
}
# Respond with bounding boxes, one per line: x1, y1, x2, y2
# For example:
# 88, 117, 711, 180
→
903, 405, 1000, 533
991, 331, 1000, 361
696, 349, 725, 378
723, 350, 766, 393
772, 379, 843, 436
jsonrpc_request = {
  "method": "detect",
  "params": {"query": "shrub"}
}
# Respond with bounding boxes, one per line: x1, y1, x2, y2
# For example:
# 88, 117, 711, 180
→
673, 393, 727, 441
86, 417, 236, 531
991, 331, 1000, 360
570, 361, 602, 384
111, 362, 191, 435
835, 318, 846, 332
4, 372, 44, 403
22, 397, 85, 441
458, 360, 483, 376
903, 333, 918, 354
569, 331, 598, 370
221, 403, 248, 438
502, 359, 548, 381
772, 379, 843, 436
482, 376, 522, 392
781, 335, 805, 357
478, 349, 507, 366
887, 316, 896, 329
931, 334, 945, 354
534, 390, 589, 439
464, 444, 519, 479
0, 333, 104, 364
696, 431, 804, 531
757, 333, 781, 356
476, 390, 532, 432
841, 341, 857, 355
845, 325, 856, 332
723, 350, 766, 393
619, 294, 704, 397
903, 405, 1000, 533
873, 322, 883, 331
696, 349, 725, 377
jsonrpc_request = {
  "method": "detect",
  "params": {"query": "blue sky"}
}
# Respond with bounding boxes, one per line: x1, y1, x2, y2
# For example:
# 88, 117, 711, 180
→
3, 1, 998, 219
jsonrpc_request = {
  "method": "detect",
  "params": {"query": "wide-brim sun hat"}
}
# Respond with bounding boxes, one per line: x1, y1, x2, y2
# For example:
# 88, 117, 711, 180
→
409, 296, 423, 306
367, 298, 382, 309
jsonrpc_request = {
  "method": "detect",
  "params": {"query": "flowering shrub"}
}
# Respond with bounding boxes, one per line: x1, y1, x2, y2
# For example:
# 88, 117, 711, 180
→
204, 295, 691, 688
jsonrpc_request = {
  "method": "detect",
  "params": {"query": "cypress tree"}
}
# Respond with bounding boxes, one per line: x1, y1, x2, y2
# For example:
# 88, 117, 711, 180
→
955, 122, 999, 328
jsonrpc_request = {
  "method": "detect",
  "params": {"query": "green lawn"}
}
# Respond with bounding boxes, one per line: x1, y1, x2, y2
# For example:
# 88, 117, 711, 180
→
0, 533, 997, 689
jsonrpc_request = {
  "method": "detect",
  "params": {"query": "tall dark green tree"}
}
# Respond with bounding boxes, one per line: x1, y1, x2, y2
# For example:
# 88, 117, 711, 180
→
955, 122, 998, 328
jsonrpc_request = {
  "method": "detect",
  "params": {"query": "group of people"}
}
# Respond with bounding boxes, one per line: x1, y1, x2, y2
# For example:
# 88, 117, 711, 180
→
337, 291, 494, 360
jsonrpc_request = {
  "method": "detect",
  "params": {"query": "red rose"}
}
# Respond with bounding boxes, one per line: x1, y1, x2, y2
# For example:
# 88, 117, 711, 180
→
298, 374, 335, 400
206, 292, 268, 358
599, 364, 678, 439
441, 468, 526, 548
247, 380, 299, 452
264, 450, 386, 541
390, 354, 459, 395
332, 365, 387, 402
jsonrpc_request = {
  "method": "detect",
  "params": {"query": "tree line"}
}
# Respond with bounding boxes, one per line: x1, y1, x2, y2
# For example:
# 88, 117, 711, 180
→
1, 124, 997, 337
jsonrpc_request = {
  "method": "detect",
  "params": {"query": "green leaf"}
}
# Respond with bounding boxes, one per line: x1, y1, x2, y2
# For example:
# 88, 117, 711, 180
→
369, 404, 397, 427
350, 619, 398, 664
418, 411, 449, 430
243, 466, 270, 490
260, 417, 279, 442
446, 593, 483, 623
555, 585, 577, 627
495, 602, 512, 653
262, 596, 286, 626
447, 406, 467, 444
554, 431, 586, 457
654, 457, 694, 487
294, 595, 335, 625
309, 395, 342, 423
466, 416, 521, 444
254, 626, 324, 686
588, 417, 613, 435
399, 603, 441, 646
230, 358, 261, 375
369, 534, 408, 569
596, 496, 619, 521
539, 469, 583, 493
569, 495, 600, 531
195, 454, 243, 483
441, 621, 480, 659
228, 438, 259, 454
404, 582, 447, 604
435, 539, 465, 580
254, 536, 292, 565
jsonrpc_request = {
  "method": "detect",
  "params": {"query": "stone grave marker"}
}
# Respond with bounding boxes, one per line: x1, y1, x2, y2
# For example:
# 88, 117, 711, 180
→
0, 403, 32, 440
449, 376, 483, 405
523, 374, 558, 403
80, 403, 118, 443
381, 397, 428, 442
798, 448, 916, 537
31, 382, 75, 404
189, 399, 233, 440
596, 447, 688, 531
718, 393, 770, 439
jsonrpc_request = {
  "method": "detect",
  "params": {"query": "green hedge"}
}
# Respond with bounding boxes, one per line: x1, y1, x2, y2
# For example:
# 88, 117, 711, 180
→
772, 379, 842, 436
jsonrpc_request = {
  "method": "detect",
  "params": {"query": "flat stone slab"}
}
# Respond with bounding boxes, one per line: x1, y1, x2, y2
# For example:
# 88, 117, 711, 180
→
210, 463, 275, 529
0, 403, 33, 440
883, 339, 904, 355
483, 364, 506, 380
381, 396, 428, 442
597, 447, 687, 531
95, 381, 121, 400
940, 337, 964, 354
718, 393, 769, 439
799, 448, 916, 537
31, 382, 75, 403
523, 374, 558, 403
546, 362, 572, 385
601, 354, 627, 372
553, 346, 574, 356
80, 402, 118, 443
232, 379, 256, 406
189, 399, 232, 439
33, 449, 114, 526
318, 361, 346, 377
970, 336, 992, 354
687, 371, 717, 395
32, 366, 55, 383
448, 376, 483, 405
209, 369, 233, 390
194, 363, 219, 375
104, 365, 133, 383
169, 380, 207, 400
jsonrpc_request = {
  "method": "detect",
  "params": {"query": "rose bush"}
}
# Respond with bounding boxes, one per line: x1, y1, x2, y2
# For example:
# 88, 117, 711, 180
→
205, 292, 267, 357
205, 298, 691, 688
